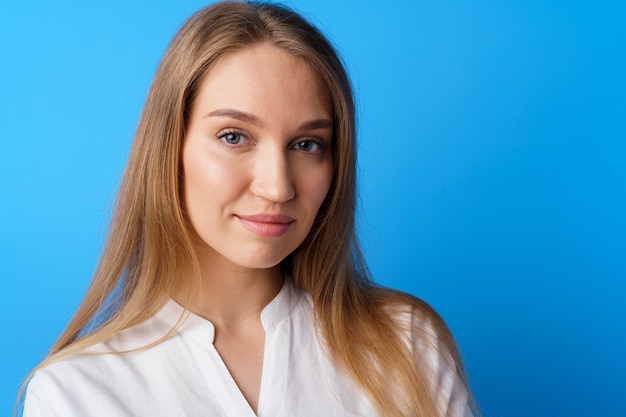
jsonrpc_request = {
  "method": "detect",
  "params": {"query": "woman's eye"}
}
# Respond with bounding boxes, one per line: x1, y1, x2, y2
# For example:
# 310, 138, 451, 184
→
293, 140, 322, 152
217, 131, 245, 145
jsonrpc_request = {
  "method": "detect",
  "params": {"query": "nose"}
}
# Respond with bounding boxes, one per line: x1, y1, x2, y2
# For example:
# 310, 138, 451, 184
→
250, 146, 295, 203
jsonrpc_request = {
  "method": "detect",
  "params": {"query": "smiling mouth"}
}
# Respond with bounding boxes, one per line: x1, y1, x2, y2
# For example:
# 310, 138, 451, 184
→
236, 214, 294, 237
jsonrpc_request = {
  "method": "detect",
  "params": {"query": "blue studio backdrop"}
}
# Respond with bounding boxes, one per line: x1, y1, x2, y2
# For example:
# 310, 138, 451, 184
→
1, 1, 624, 416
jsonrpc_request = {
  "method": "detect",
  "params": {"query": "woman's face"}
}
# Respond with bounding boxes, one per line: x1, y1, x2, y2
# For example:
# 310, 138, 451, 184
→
182, 42, 333, 272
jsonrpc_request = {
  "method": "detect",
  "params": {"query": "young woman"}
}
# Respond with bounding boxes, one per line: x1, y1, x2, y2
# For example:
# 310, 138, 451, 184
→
22, 2, 477, 416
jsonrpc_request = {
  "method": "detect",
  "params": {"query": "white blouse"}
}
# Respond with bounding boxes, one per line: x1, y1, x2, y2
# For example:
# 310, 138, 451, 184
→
24, 279, 472, 416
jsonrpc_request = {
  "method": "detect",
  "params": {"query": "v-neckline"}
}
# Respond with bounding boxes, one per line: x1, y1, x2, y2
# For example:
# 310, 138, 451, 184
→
209, 341, 263, 416
154, 277, 301, 416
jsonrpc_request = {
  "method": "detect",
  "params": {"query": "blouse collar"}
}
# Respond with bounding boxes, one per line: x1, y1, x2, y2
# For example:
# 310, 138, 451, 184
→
154, 276, 301, 344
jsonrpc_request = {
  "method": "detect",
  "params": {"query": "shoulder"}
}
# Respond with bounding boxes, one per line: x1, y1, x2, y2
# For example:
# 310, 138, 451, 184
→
23, 309, 184, 417
378, 288, 475, 417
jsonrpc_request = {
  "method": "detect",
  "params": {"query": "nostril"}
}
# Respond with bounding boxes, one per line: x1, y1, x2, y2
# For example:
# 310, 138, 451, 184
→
251, 164, 295, 203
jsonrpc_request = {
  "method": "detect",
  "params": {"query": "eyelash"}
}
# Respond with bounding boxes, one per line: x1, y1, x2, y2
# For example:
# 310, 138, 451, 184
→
216, 128, 326, 153
216, 128, 247, 145
291, 139, 325, 153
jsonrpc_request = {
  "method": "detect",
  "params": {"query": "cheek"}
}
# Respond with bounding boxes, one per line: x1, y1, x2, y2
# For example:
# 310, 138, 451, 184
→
183, 147, 242, 204
316, 174, 333, 207
182, 152, 227, 237
301, 163, 333, 212
183, 152, 207, 209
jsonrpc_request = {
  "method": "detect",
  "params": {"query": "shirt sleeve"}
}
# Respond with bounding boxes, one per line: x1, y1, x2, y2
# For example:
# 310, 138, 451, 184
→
22, 363, 137, 417
409, 310, 475, 417
23, 371, 62, 417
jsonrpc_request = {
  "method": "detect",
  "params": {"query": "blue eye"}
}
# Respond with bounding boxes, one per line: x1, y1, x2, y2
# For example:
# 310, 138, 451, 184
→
293, 140, 322, 152
218, 131, 245, 145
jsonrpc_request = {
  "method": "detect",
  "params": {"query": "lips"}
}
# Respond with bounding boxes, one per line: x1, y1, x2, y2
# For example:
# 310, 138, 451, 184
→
236, 214, 294, 237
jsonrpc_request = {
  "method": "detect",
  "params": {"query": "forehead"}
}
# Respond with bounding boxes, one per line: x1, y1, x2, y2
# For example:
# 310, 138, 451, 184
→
192, 42, 332, 121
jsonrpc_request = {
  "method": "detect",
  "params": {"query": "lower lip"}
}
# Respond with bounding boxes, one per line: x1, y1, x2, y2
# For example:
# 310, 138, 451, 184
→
237, 217, 293, 237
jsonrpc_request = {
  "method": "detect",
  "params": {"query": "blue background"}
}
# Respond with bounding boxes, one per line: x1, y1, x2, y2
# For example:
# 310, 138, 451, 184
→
2, 1, 624, 416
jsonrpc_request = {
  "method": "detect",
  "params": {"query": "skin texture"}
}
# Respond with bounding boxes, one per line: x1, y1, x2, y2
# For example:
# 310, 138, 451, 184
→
180, 42, 334, 412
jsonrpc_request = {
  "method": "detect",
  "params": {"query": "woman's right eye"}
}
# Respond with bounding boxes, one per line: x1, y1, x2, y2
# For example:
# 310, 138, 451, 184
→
217, 130, 246, 145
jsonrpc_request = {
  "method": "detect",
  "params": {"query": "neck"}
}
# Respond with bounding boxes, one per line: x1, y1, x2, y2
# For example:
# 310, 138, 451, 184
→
176, 249, 285, 331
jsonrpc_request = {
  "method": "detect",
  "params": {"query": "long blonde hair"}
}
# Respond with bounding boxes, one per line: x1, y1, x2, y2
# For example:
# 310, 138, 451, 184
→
24, 2, 476, 416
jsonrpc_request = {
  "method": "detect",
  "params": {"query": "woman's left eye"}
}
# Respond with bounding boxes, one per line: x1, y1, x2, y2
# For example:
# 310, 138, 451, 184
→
293, 140, 322, 152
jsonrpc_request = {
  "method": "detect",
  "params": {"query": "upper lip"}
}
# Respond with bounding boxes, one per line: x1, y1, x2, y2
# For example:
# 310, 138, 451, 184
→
237, 213, 294, 223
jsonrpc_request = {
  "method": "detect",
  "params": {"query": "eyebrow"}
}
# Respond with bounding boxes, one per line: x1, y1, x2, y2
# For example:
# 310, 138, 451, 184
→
205, 108, 333, 131
300, 118, 334, 131
205, 109, 262, 126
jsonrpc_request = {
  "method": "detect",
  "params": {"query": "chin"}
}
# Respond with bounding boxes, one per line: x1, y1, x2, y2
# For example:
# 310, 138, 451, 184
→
238, 248, 298, 271
233, 254, 288, 271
